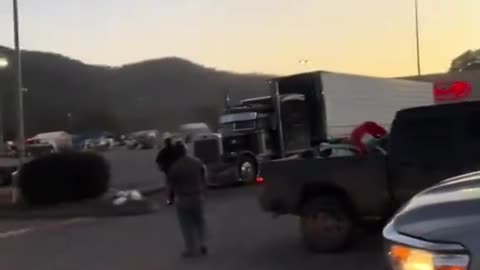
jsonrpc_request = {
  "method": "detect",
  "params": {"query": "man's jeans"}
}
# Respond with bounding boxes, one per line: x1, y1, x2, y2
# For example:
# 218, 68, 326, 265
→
175, 196, 207, 253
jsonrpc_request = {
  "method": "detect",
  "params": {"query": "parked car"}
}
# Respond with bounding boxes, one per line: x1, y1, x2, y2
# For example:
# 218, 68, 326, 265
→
26, 131, 73, 152
383, 171, 480, 270
127, 130, 160, 150
125, 138, 138, 150
259, 101, 480, 252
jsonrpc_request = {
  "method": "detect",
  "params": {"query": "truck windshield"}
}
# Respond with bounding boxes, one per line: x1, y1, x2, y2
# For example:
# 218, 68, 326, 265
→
220, 112, 257, 123
220, 112, 257, 132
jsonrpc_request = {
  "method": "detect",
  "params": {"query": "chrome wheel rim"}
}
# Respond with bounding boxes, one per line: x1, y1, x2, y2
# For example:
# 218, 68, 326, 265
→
239, 162, 254, 182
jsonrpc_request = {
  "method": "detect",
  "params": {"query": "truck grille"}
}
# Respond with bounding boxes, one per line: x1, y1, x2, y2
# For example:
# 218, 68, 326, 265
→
193, 139, 221, 164
233, 120, 255, 131
223, 134, 260, 154
220, 120, 256, 133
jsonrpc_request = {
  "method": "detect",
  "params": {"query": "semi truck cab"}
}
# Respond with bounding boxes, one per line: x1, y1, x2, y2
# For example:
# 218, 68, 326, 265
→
219, 110, 274, 158
189, 90, 316, 186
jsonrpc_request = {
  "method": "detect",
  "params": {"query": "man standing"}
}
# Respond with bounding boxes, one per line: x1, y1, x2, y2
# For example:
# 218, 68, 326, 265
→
155, 133, 176, 205
167, 141, 208, 258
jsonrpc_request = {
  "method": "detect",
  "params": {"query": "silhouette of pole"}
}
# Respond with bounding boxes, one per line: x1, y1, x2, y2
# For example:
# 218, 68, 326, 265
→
0, 55, 8, 153
13, 0, 26, 165
224, 89, 231, 110
415, 0, 422, 75
67, 113, 73, 132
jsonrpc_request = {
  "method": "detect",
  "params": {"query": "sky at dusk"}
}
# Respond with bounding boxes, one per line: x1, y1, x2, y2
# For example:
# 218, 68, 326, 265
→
0, 0, 478, 77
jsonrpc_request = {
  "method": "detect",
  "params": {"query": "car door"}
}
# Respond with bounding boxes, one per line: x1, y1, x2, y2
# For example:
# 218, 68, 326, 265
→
459, 109, 480, 173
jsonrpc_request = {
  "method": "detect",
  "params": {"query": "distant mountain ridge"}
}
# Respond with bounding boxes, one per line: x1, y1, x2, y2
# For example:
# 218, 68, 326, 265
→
0, 46, 271, 137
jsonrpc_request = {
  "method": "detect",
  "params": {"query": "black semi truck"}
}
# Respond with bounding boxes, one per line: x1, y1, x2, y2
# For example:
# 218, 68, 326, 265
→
190, 85, 327, 187
188, 96, 283, 186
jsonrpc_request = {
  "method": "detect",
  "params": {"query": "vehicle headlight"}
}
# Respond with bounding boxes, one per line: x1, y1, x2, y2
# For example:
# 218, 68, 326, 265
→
388, 244, 470, 270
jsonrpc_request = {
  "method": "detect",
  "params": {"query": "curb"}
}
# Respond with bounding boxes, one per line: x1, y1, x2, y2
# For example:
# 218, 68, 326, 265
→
0, 185, 166, 220
0, 199, 161, 220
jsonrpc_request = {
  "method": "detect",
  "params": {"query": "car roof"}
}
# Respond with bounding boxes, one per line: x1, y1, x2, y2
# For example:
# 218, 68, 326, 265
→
395, 100, 480, 120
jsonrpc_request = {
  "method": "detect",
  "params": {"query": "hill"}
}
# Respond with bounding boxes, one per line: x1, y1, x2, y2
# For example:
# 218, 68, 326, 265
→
0, 47, 271, 137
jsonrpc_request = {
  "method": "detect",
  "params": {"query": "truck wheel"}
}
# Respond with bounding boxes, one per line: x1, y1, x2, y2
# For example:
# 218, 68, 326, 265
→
300, 196, 353, 252
237, 156, 257, 183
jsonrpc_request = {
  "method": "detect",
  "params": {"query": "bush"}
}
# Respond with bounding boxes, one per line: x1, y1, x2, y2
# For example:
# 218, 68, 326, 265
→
18, 151, 111, 205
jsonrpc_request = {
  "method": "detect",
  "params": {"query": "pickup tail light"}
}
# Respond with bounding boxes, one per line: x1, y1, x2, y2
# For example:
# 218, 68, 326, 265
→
256, 176, 264, 183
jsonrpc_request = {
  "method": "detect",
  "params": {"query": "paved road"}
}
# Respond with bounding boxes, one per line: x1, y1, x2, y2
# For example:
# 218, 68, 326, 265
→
0, 186, 386, 270
103, 148, 164, 190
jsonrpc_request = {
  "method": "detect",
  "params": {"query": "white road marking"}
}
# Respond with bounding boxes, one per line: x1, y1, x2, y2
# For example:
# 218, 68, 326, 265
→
0, 217, 96, 239
0, 228, 33, 239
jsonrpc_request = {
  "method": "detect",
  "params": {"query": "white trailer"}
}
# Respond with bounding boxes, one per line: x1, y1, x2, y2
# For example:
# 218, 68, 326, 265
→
316, 72, 434, 137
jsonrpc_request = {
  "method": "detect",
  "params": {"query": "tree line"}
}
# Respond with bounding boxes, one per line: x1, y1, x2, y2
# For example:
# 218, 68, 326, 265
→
0, 47, 270, 138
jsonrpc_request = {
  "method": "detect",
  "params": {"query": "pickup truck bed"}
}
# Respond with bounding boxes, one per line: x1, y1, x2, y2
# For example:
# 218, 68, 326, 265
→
259, 154, 391, 220
259, 153, 395, 252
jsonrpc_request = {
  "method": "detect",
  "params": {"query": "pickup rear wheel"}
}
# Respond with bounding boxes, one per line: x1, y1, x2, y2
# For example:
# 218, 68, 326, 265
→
300, 196, 353, 253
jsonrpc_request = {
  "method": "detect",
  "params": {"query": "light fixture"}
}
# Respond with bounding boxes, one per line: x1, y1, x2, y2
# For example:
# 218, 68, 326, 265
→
388, 244, 469, 270
0, 57, 8, 69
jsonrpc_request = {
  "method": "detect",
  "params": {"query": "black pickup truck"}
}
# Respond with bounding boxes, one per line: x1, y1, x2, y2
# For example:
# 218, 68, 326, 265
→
259, 101, 480, 252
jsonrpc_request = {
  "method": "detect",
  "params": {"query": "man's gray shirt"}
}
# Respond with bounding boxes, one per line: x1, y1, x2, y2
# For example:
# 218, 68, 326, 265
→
167, 155, 206, 197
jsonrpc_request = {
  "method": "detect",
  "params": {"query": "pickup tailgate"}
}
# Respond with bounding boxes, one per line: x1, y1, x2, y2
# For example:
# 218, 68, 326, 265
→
258, 155, 390, 217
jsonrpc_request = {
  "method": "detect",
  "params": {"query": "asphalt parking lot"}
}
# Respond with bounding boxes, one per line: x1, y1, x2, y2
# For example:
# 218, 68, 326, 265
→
0, 148, 387, 269
103, 148, 164, 190
0, 185, 386, 270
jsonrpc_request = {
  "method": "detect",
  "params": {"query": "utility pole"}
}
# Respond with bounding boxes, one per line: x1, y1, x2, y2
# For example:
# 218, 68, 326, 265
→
13, 0, 26, 165
0, 55, 9, 153
224, 89, 231, 110
0, 96, 4, 153
67, 113, 73, 132
415, 0, 422, 75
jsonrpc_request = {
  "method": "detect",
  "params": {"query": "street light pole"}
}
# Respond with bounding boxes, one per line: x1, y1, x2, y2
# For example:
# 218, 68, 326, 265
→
13, 0, 26, 165
67, 113, 73, 132
414, 0, 422, 76
0, 55, 8, 153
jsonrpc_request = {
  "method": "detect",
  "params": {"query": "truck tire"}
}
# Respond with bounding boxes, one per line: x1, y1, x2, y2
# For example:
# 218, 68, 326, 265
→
237, 155, 257, 183
300, 196, 353, 253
